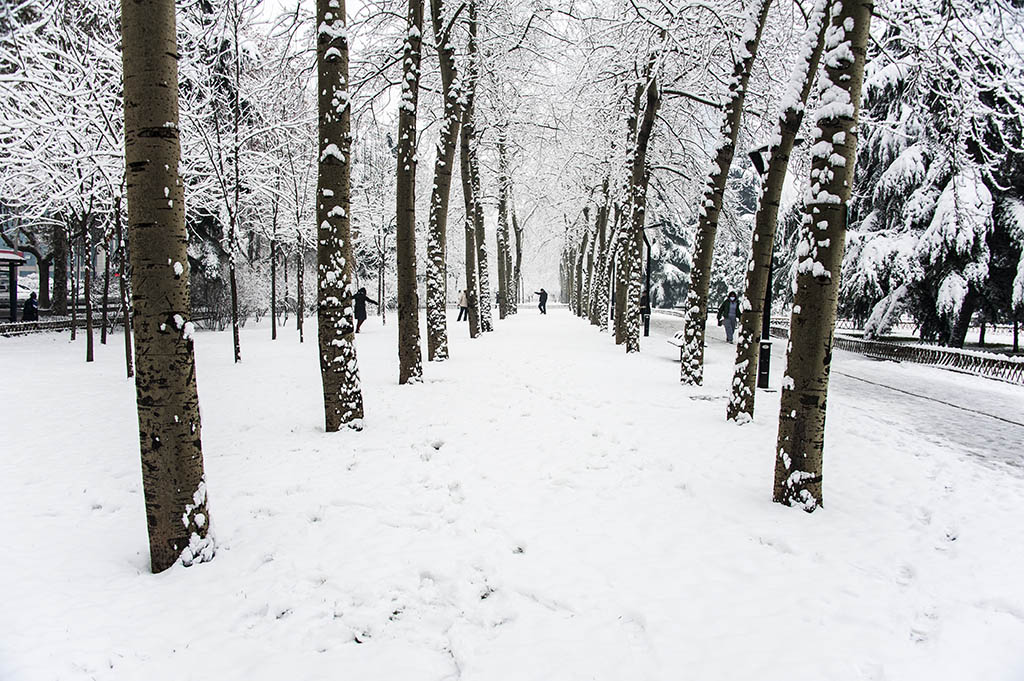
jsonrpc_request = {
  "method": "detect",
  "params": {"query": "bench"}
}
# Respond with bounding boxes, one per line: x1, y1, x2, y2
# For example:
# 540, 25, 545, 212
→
667, 330, 686, 360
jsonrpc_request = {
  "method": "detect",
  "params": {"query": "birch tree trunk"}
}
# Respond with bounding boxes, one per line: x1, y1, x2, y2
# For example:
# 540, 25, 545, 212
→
680, 0, 773, 384
774, 0, 872, 511
317, 0, 365, 430
728, 2, 829, 423
396, 0, 424, 384
121, 0, 213, 573
424, 0, 461, 361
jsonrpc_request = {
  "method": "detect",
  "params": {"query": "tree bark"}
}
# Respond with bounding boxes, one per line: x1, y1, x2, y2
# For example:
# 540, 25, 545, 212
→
229, 259, 240, 361
774, 0, 872, 511
296, 247, 304, 343
317, 0, 365, 430
84, 218, 94, 362
70, 229, 78, 340
511, 203, 523, 311
271, 237, 277, 340
496, 128, 512, 320
728, 1, 829, 423
625, 73, 660, 354
396, 0, 424, 384
101, 236, 111, 345
680, 0, 773, 384
52, 224, 68, 315
120, 0, 213, 572
458, 0, 482, 338
425, 0, 462, 361
116, 201, 134, 378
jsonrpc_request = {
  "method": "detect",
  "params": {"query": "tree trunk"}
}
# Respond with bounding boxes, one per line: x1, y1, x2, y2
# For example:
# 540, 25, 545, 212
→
52, 224, 68, 315
496, 128, 512, 320
396, 0, 424, 384
84, 219, 94, 362
680, 0, 773, 384
949, 291, 976, 348
296, 248, 304, 343
70, 231, 78, 340
316, 0, 365, 430
37, 257, 51, 310
271, 237, 277, 340
458, 0, 482, 338
425, 0, 462, 361
728, 1, 829, 423
591, 186, 610, 327
613, 206, 628, 344
120, 0, 213, 572
512, 205, 523, 310
101, 236, 111, 344
625, 72, 660, 354
774, 0, 872, 511
470, 137, 492, 332
229, 259, 240, 362
116, 201, 134, 378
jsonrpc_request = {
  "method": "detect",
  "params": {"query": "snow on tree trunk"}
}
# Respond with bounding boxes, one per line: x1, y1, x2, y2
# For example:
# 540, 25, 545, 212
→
727, 0, 829, 423
613, 208, 628, 344
459, 103, 481, 338
680, 0, 773, 384
84, 218, 94, 362
120, 0, 214, 572
496, 129, 512, 320
774, 0, 872, 512
625, 73, 660, 354
424, 0, 462, 361
296, 247, 304, 343
271, 237, 278, 340
229, 259, 241, 362
316, 0, 365, 431
396, 0, 425, 385
512, 205, 523, 311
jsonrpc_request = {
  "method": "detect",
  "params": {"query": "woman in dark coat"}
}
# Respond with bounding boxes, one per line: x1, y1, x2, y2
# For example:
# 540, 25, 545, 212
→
717, 291, 739, 343
354, 287, 377, 333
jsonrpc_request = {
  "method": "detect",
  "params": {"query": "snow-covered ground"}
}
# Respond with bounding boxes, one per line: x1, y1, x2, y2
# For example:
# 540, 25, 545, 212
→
3, 309, 1024, 680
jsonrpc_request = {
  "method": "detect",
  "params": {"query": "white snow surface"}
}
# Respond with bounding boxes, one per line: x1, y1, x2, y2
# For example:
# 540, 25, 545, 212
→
3, 310, 1024, 680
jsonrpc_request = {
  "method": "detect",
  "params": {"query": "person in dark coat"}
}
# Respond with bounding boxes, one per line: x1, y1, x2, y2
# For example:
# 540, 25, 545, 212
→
22, 291, 39, 322
457, 289, 469, 321
534, 288, 548, 314
354, 287, 377, 333
717, 290, 740, 343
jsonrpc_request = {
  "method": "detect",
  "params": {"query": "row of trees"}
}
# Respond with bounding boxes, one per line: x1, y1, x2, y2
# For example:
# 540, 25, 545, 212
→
560, 0, 1022, 511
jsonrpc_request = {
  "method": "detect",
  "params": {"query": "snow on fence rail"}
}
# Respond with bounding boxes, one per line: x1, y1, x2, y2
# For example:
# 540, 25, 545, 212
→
768, 322, 1024, 386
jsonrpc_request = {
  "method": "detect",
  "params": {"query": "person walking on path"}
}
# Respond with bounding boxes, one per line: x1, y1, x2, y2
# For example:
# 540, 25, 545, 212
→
457, 290, 469, 321
534, 288, 548, 315
22, 291, 38, 322
717, 290, 739, 343
354, 287, 378, 333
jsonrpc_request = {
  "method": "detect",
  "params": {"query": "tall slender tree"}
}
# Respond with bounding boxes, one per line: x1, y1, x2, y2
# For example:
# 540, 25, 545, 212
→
774, 0, 873, 511
424, 0, 462, 361
317, 0, 365, 430
679, 0, 773, 384
120, 0, 214, 573
396, 0, 425, 384
728, 1, 830, 423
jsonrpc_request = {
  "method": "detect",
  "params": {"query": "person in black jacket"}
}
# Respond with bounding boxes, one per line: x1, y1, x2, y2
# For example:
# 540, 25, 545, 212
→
354, 287, 377, 333
534, 288, 548, 314
717, 291, 739, 343
22, 291, 39, 322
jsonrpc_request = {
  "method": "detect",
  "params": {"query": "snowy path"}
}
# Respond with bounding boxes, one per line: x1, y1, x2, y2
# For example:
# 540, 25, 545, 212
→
3, 310, 1024, 680
648, 313, 1024, 470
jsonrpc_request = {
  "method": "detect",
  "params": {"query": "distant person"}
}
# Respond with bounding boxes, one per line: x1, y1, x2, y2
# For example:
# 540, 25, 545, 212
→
22, 291, 39, 322
457, 289, 469, 321
717, 290, 739, 343
534, 288, 548, 315
354, 287, 377, 333
640, 290, 651, 336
